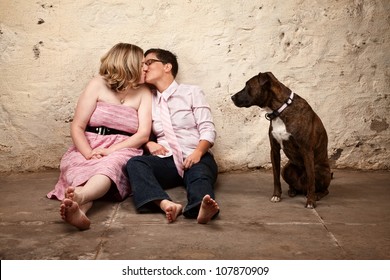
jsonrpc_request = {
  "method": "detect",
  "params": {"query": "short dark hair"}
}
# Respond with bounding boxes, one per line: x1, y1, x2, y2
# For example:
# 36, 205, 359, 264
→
145, 48, 179, 78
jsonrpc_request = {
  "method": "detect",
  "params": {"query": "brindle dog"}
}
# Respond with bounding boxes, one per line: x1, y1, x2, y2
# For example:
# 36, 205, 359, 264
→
231, 72, 331, 208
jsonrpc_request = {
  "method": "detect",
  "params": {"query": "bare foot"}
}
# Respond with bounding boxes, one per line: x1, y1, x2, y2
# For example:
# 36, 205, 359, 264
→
64, 186, 92, 214
197, 195, 219, 224
65, 186, 78, 201
60, 198, 91, 230
160, 200, 183, 223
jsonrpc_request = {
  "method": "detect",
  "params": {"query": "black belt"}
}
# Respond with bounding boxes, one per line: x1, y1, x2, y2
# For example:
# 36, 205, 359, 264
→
85, 126, 133, 136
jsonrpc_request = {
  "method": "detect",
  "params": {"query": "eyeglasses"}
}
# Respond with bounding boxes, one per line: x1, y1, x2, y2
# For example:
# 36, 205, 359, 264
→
143, 59, 165, 66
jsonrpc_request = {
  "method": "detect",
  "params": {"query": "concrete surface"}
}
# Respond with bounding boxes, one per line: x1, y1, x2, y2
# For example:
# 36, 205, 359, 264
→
0, 169, 389, 260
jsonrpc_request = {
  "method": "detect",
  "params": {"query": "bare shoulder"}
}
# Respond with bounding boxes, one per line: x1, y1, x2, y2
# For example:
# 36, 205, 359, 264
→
137, 84, 152, 95
82, 75, 106, 93
87, 75, 107, 88
134, 85, 153, 102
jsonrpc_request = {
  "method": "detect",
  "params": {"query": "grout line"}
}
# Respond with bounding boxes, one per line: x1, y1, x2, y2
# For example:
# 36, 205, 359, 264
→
312, 209, 349, 257
93, 203, 121, 260
264, 222, 322, 225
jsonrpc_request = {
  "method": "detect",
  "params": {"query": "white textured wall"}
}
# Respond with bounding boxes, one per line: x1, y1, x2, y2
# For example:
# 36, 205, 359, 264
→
0, 0, 389, 173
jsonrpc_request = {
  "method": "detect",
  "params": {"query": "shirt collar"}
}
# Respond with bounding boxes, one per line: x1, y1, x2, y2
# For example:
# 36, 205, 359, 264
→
158, 80, 178, 103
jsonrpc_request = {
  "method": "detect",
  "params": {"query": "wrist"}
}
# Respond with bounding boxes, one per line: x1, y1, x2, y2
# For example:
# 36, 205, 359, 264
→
145, 141, 155, 149
194, 149, 205, 157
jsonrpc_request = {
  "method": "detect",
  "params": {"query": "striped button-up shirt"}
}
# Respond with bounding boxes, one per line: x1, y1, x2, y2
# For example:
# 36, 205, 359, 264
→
152, 80, 216, 159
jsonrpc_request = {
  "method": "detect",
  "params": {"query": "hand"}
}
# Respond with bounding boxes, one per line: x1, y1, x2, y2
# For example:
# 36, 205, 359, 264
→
90, 154, 102, 159
183, 150, 202, 170
90, 147, 111, 159
85, 150, 101, 160
147, 142, 169, 156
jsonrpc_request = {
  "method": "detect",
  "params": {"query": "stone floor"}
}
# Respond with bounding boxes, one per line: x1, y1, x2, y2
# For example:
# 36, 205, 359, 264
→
0, 169, 389, 260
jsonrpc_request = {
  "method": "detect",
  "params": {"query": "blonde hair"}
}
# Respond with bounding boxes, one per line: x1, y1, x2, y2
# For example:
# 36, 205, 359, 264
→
99, 43, 144, 91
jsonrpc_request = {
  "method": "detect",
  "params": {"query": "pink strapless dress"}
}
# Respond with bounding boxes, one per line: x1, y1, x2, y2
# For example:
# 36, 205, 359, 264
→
47, 102, 143, 201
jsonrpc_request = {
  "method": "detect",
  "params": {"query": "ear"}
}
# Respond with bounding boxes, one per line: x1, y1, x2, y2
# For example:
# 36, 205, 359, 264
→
257, 72, 271, 88
264, 72, 277, 80
164, 63, 172, 73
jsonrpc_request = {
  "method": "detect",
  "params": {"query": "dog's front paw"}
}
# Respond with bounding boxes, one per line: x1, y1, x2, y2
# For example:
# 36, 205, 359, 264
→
305, 200, 316, 209
270, 196, 281, 203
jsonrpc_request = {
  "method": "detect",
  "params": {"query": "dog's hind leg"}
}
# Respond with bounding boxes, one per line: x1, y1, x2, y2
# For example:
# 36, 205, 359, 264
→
282, 162, 306, 197
315, 190, 329, 201
314, 167, 331, 200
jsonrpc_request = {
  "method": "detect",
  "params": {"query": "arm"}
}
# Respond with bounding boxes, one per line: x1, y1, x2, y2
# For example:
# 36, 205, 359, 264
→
183, 87, 216, 169
71, 77, 101, 160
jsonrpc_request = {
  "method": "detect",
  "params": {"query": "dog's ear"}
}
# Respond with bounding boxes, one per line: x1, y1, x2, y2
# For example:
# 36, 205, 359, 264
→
264, 72, 277, 81
258, 72, 271, 88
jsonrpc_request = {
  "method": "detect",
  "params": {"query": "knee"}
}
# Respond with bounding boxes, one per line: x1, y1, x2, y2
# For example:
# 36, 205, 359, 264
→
193, 158, 218, 179
126, 156, 143, 170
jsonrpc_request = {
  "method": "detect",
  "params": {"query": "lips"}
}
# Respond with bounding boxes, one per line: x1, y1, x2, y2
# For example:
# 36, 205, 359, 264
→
144, 71, 150, 82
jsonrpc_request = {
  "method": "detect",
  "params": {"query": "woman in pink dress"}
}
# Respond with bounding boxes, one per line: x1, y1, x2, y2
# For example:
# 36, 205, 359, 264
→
47, 43, 152, 230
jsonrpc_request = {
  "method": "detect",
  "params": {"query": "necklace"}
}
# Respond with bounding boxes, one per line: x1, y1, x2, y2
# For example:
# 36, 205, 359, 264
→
119, 92, 128, 104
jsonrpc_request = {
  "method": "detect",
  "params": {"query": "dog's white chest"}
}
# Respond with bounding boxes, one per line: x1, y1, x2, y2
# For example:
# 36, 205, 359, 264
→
271, 118, 291, 148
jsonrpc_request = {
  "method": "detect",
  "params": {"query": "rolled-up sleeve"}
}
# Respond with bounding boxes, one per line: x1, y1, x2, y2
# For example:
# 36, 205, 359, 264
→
192, 87, 216, 145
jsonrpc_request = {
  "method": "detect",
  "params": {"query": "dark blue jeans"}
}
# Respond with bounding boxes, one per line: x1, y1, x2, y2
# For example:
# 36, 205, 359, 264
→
126, 152, 218, 219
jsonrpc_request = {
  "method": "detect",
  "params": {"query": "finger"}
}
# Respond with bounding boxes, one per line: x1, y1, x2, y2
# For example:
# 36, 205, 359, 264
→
185, 162, 193, 170
183, 159, 192, 169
